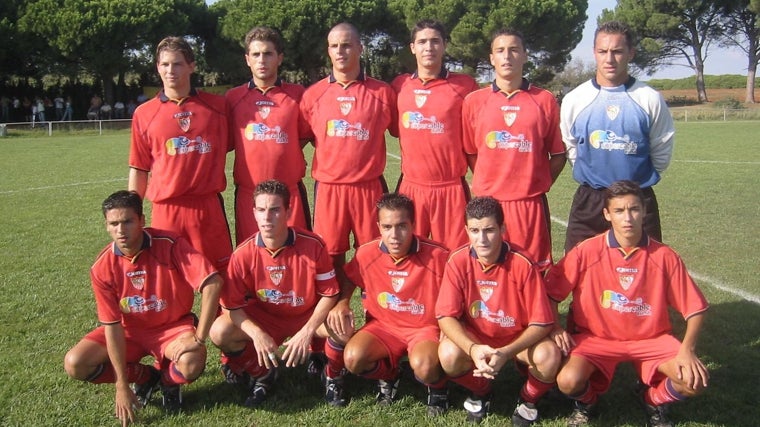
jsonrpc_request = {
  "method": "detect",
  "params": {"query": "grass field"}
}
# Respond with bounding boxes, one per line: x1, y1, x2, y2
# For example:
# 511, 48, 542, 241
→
1, 122, 759, 426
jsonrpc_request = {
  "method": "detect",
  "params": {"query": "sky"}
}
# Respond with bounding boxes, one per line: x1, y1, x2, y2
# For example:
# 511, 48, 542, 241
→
571, 0, 748, 79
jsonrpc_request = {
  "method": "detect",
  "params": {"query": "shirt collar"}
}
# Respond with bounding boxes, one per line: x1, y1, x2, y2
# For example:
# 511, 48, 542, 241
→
378, 236, 420, 263
469, 241, 510, 272
606, 229, 648, 259
329, 68, 366, 86
591, 76, 636, 90
247, 77, 283, 91
255, 228, 296, 257
411, 67, 449, 82
113, 230, 151, 257
158, 88, 198, 104
491, 78, 530, 97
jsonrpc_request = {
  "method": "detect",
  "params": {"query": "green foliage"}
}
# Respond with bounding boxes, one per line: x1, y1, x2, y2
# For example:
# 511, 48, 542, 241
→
712, 97, 744, 109
648, 74, 760, 90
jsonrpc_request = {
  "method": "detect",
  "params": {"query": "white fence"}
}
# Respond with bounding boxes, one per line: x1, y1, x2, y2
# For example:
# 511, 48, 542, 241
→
670, 108, 760, 122
0, 119, 132, 137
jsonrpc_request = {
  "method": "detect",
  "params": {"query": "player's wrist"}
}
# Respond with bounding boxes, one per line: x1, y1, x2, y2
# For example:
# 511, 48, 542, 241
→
193, 335, 207, 346
468, 342, 477, 358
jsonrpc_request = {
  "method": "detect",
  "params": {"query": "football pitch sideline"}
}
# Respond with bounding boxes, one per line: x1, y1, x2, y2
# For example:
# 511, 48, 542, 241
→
0, 121, 758, 426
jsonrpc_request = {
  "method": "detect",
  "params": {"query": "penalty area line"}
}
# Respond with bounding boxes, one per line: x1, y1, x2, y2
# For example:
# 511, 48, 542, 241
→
550, 215, 760, 305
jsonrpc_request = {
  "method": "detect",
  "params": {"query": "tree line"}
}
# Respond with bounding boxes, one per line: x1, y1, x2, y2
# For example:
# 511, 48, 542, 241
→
1, 0, 758, 108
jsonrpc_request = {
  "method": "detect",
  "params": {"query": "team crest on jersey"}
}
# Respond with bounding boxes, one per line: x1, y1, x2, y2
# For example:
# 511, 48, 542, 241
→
173, 111, 193, 132
126, 270, 146, 290
606, 105, 620, 120
255, 100, 275, 119
618, 274, 634, 290
479, 286, 493, 302
259, 106, 271, 119
415, 94, 427, 108
269, 271, 283, 286
337, 96, 355, 116
391, 277, 405, 292
504, 111, 517, 126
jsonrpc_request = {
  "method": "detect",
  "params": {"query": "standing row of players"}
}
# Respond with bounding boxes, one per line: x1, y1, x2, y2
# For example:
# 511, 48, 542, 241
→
63, 17, 707, 427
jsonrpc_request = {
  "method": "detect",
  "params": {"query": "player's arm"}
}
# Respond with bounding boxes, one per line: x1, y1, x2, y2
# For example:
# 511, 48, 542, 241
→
282, 294, 338, 367
466, 154, 477, 173
229, 307, 280, 369
549, 299, 575, 355
127, 168, 148, 198
675, 312, 709, 390
326, 273, 357, 339
490, 324, 553, 373
165, 273, 222, 362
104, 322, 139, 426
549, 151, 567, 183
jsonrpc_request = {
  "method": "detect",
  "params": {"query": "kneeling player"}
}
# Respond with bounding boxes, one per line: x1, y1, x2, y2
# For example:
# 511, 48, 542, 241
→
436, 196, 561, 424
210, 180, 339, 406
64, 191, 222, 424
323, 193, 450, 415
546, 180, 709, 427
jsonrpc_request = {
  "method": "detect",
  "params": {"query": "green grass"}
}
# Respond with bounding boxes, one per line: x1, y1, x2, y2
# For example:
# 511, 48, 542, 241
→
1, 124, 759, 426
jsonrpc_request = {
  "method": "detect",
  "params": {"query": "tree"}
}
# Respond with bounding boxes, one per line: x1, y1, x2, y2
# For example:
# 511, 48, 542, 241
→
18, 0, 212, 104
719, 0, 759, 103
605, 0, 724, 102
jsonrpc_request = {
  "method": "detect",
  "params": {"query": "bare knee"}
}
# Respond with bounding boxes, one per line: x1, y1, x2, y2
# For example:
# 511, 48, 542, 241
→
527, 340, 562, 381
177, 349, 208, 382
209, 315, 245, 353
63, 347, 100, 381
409, 354, 443, 384
556, 367, 588, 396
438, 340, 470, 377
343, 344, 371, 374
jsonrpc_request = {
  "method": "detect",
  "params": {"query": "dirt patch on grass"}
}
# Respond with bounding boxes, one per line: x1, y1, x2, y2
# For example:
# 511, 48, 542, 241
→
659, 88, 759, 109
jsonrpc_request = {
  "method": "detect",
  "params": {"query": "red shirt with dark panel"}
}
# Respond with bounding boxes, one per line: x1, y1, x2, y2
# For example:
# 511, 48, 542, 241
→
221, 228, 339, 318
391, 70, 479, 183
91, 228, 218, 330
344, 236, 449, 329
129, 90, 231, 202
462, 80, 565, 201
545, 231, 709, 341
226, 79, 309, 188
436, 242, 554, 343
300, 71, 397, 184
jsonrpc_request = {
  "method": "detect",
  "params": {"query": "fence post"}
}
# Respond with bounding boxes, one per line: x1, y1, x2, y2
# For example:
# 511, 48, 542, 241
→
724, 108, 727, 121
48, 121, 52, 136
99, 120, 103, 135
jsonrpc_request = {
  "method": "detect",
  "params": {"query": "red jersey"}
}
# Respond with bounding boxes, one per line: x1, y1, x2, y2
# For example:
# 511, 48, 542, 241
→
344, 236, 449, 329
462, 80, 565, 201
391, 70, 479, 183
436, 242, 553, 342
129, 90, 231, 202
226, 79, 309, 188
90, 228, 217, 330
221, 228, 339, 318
300, 72, 396, 183
545, 231, 709, 341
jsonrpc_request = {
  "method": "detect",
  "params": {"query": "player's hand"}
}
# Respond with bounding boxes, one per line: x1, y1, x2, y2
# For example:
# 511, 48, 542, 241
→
250, 329, 279, 369
550, 327, 575, 356
281, 328, 312, 368
326, 300, 354, 339
165, 333, 203, 363
114, 382, 139, 426
470, 344, 500, 379
674, 348, 709, 391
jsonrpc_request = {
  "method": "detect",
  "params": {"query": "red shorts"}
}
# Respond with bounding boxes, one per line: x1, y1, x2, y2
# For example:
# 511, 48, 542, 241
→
242, 305, 313, 345
397, 176, 470, 250
497, 195, 552, 270
234, 182, 311, 245
570, 333, 680, 393
83, 317, 195, 363
461, 324, 520, 350
313, 179, 385, 255
151, 194, 233, 271
359, 320, 440, 369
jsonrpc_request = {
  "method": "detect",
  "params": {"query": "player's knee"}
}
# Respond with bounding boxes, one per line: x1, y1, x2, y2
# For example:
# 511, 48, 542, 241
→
670, 378, 706, 398
555, 367, 587, 396
530, 341, 562, 379
63, 349, 90, 381
209, 317, 236, 348
343, 345, 369, 374
409, 355, 442, 384
437, 342, 468, 376
178, 352, 207, 381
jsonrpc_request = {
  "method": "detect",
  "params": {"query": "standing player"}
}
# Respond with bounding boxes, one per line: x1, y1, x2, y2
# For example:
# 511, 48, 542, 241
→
300, 22, 396, 284
560, 21, 675, 253
436, 196, 561, 425
209, 180, 339, 407
322, 193, 450, 415
129, 36, 233, 272
64, 191, 222, 424
391, 19, 479, 250
545, 180, 709, 427
226, 26, 312, 244
462, 29, 566, 271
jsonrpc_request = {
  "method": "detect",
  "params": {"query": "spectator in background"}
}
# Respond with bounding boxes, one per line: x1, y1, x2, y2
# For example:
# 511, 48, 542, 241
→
61, 96, 74, 121
114, 100, 126, 119
54, 95, 65, 120
100, 102, 113, 120
127, 99, 138, 118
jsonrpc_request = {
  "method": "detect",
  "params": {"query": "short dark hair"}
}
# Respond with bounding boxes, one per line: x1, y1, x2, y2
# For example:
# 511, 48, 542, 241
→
605, 180, 645, 208
102, 190, 143, 217
490, 28, 526, 51
411, 19, 448, 43
156, 36, 195, 64
465, 196, 504, 226
245, 26, 284, 54
376, 193, 415, 223
595, 20, 635, 50
254, 179, 290, 209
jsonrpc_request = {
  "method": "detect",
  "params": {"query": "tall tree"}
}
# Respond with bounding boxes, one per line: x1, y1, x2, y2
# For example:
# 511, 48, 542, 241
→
719, 0, 759, 102
606, 0, 724, 102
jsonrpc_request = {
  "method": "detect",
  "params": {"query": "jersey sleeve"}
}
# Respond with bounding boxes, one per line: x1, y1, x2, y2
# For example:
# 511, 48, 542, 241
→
220, 249, 250, 310
664, 251, 709, 320
647, 91, 675, 173
544, 94, 566, 156
128, 105, 153, 172
170, 236, 218, 292
435, 256, 466, 319
90, 262, 122, 325
520, 262, 554, 326
544, 249, 580, 303
461, 93, 478, 155
343, 256, 364, 290
315, 243, 339, 297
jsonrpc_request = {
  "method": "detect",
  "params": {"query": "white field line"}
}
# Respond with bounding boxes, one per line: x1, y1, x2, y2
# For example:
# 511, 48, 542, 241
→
0, 178, 125, 195
673, 159, 760, 165
550, 216, 760, 305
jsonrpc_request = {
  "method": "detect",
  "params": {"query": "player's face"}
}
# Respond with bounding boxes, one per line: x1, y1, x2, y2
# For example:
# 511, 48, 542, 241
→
593, 32, 635, 87
105, 208, 145, 257
603, 194, 645, 245
466, 216, 505, 265
156, 50, 195, 94
246, 40, 283, 85
377, 208, 414, 257
489, 35, 527, 82
254, 193, 290, 242
410, 28, 445, 70
327, 28, 363, 76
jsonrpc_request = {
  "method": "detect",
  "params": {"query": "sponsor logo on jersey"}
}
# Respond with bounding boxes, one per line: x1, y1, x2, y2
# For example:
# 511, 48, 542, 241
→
401, 111, 444, 133
337, 96, 355, 116
606, 104, 620, 120
484, 131, 532, 152
119, 294, 167, 314
600, 290, 651, 316
256, 288, 305, 306
245, 123, 288, 143
326, 119, 370, 140
164, 136, 212, 156
173, 111, 193, 132
589, 130, 638, 154
468, 300, 515, 328
377, 292, 425, 315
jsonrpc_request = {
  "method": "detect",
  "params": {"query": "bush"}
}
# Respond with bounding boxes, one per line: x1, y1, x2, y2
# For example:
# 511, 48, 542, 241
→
713, 97, 744, 109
